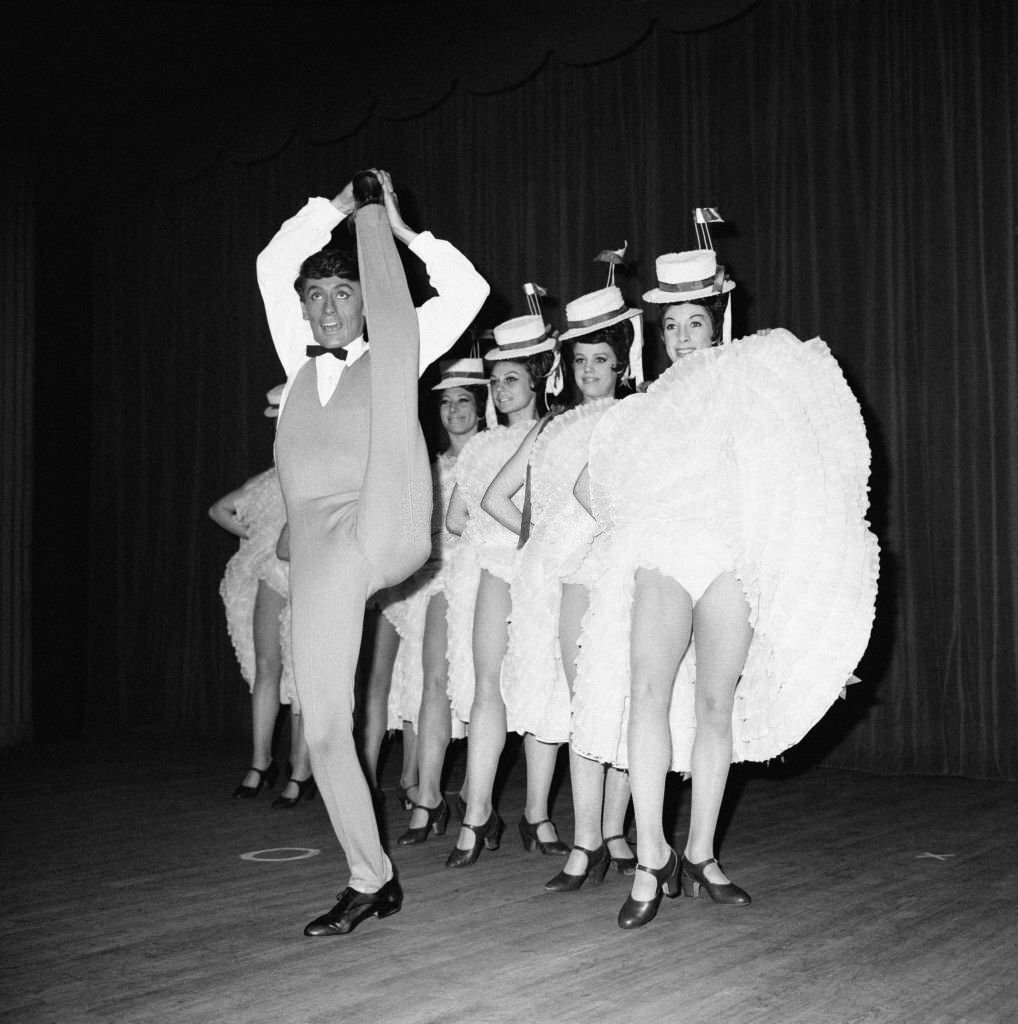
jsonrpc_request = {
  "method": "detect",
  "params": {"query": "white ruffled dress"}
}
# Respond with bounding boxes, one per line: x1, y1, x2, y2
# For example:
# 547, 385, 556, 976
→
218, 468, 297, 708
503, 398, 616, 742
380, 452, 466, 736
572, 329, 879, 771
445, 420, 534, 725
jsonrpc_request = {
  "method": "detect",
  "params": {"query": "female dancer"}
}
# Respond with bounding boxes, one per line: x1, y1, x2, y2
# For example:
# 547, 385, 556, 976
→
444, 314, 564, 866
574, 248, 878, 928
211, 456, 314, 808
386, 357, 486, 844
481, 285, 641, 890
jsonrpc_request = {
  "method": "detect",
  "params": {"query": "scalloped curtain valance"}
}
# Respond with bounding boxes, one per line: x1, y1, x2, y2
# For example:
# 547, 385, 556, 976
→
5, 0, 758, 182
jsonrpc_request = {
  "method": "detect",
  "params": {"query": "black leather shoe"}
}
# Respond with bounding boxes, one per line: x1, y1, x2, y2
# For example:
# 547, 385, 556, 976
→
544, 844, 610, 892
271, 775, 317, 809
604, 833, 637, 875
303, 878, 403, 936
518, 816, 569, 856
232, 761, 278, 799
617, 847, 680, 929
397, 797, 450, 845
445, 811, 504, 868
680, 855, 751, 905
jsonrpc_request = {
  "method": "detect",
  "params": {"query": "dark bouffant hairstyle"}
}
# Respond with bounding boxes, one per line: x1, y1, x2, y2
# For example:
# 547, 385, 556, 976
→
561, 319, 634, 406
655, 293, 729, 344
488, 349, 557, 423
293, 249, 359, 296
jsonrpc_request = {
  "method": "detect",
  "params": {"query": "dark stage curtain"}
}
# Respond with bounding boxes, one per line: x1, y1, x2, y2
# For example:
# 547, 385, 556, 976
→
78, 0, 1017, 778
0, 152, 34, 746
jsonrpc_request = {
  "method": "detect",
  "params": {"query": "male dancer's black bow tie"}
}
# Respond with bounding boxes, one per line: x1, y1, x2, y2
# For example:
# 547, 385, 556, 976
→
306, 344, 348, 360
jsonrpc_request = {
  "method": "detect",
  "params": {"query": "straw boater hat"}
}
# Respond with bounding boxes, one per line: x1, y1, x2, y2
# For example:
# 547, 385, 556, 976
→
431, 356, 487, 390
642, 249, 736, 343
641, 250, 735, 304
484, 314, 558, 361
558, 285, 645, 387
558, 285, 641, 341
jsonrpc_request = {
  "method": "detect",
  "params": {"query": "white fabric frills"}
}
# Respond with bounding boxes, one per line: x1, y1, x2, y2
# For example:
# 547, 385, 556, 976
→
218, 468, 297, 708
445, 420, 534, 725
503, 398, 615, 742
572, 329, 879, 771
379, 453, 465, 737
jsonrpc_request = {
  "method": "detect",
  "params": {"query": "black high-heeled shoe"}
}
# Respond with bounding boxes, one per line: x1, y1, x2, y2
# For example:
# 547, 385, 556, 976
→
617, 847, 680, 929
271, 775, 317, 809
680, 855, 751, 905
232, 761, 279, 799
544, 844, 610, 892
454, 792, 468, 823
445, 811, 504, 868
604, 833, 637, 875
396, 797, 450, 845
518, 817, 569, 856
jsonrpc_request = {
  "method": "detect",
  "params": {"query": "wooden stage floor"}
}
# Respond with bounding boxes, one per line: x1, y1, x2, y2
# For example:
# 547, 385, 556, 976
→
2, 735, 1016, 1024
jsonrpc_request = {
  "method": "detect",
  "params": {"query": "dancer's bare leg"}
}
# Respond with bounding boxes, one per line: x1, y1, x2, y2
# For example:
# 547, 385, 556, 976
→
627, 568, 692, 901
277, 708, 313, 800
408, 593, 452, 827
239, 581, 286, 788
400, 723, 419, 800
684, 571, 751, 884
457, 571, 510, 846
602, 767, 633, 862
360, 610, 400, 790
523, 733, 560, 844
560, 582, 611, 871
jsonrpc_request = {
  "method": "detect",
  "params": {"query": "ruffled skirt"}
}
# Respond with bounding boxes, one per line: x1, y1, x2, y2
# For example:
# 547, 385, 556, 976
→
573, 330, 879, 770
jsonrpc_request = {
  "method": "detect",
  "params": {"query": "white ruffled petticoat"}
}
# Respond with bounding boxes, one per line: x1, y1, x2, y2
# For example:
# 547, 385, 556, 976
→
218, 468, 298, 708
503, 398, 615, 742
445, 421, 534, 725
572, 329, 879, 771
376, 453, 466, 737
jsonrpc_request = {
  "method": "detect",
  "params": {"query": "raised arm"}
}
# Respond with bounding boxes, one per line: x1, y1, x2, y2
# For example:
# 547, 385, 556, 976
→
255, 194, 348, 377
446, 484, 469, 537
573, 463, 593, 518
387, 170, 487, 371
481, 421, 543, 535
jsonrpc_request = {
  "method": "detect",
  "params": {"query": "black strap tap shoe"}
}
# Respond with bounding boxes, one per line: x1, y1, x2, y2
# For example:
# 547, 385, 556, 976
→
680, 855, 751, 905
271, 775, 317, 809
445, 811, 504, 868
617, 847, 680, 929
397, 797, 450, 845
518, 816, 569, 856
544, 843, 610, 892
231, 761, 278, 799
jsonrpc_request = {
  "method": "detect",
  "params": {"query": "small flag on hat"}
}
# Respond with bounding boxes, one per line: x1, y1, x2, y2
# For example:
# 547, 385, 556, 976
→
693, 208, 724, 250
523, 282, 548, 317
595, 241, 629, 286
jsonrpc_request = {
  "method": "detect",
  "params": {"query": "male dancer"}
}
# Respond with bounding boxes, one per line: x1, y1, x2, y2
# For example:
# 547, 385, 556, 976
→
257, 170, 488, 935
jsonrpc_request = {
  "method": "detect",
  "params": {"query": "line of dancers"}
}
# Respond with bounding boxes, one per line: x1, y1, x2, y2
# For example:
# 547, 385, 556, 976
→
214, 169, 878, 935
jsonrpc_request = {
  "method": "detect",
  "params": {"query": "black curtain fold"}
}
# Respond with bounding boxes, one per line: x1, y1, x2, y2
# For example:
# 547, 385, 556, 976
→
77, 0, 1016, 778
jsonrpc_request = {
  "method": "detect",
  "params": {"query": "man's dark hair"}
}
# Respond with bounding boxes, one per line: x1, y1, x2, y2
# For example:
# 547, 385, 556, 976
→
294, 249, 359, 296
